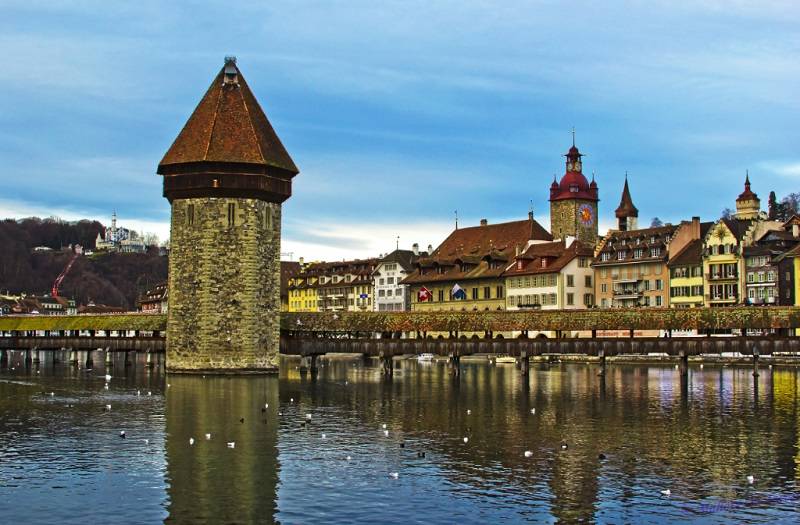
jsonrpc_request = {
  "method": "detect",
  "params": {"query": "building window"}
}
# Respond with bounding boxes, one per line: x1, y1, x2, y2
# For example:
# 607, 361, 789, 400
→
655, 296, 662, 306
617, 251, 626, 260
656, 279, 663, 291
601, 252, 611, 261
227, 203, 236, 227
767, 271, 775, 282
379, 278, 385, 285
567, 275, 574, 287
483, 286, 491, 299
634, 248, 643, 259
378, 289, 385, 297
496, 285, 504, 299
438, 290, 444, 302
583, 293, 593, 306
566, 293, 574, 306
578, 257, 588, 268
186, 204, 195, 226
472, 288, 478, 300
601, 283, 607, 293
387, 277, 395, 284
650, 247, 661, 257
585, 275, 592, 287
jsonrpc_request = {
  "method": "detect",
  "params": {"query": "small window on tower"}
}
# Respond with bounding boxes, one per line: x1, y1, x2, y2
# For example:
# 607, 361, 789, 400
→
186, 204, 194, 226
227, 203, 236, 227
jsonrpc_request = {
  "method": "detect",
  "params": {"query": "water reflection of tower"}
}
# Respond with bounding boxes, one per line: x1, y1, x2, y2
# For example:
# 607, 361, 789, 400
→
164, 376, 279, 523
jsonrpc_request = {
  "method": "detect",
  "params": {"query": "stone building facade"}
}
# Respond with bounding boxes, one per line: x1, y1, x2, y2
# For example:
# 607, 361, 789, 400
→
158, 57, 298, 372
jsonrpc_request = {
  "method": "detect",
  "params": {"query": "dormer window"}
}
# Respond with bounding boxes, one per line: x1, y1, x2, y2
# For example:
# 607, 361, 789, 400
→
650, 236, 656, 244
541, 259, 548, 268
517, 260, 523, 270
617, 250, 626, 260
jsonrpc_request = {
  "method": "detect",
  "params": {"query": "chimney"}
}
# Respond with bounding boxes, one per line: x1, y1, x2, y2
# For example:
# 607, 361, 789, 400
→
412, 243, 419, 256
691, 216, 700, 239
480, 218, 488, 226
427, 244, 433, 254
528, 211, 533, 221
299, 257, 304, 266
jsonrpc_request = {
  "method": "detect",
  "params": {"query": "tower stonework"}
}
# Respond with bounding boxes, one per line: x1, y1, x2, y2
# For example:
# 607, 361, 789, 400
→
158, 57, 298, 373
549, 143, 599, 245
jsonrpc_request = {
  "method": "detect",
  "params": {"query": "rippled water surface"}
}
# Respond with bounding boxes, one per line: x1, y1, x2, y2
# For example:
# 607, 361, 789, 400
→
1, 354, 800, 524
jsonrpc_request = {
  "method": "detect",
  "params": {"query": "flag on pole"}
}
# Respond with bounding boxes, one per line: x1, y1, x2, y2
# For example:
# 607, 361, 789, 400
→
452, 283, 467, 300
418, 286, 432, 302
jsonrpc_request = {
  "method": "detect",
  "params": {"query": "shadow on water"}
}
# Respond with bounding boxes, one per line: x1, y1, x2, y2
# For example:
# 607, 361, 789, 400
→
164, 375, 280, 523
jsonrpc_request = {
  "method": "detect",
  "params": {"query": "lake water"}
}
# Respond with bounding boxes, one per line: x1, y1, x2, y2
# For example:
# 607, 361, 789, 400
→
1, 355, 799, 524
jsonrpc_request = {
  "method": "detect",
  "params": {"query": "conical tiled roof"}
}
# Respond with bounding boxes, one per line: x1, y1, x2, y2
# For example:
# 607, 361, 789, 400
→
615, 177, 638, 218
159, 58, 298, 175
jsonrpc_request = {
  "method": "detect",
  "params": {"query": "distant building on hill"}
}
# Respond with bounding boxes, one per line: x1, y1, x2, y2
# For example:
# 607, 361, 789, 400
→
0, 294, 77, 315
95, 211, 146, 253
78, 302, 126, 314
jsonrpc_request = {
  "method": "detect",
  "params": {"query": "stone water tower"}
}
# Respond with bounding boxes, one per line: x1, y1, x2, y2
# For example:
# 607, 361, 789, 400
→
158, 57, 298, 372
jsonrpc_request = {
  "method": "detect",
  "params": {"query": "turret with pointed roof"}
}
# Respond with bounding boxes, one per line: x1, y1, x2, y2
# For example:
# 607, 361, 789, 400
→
160, 57, 298, 372
549, 139, 599, 245
158, 56, 299, 203
615, 175, 639, 231
735, 172, 761, 220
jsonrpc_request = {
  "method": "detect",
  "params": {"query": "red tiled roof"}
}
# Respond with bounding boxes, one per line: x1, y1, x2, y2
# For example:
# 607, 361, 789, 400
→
737, 174, 758, 202
504, 240, 593, 276
159, 58, 298, 174
402, 217, 551, 285
667, 239, 703, 267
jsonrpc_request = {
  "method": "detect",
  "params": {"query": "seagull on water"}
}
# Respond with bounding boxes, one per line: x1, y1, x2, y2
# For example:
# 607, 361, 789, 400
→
531, 408, 536, 415
466, 409, 471, 415
661, 489, 671, 497
346, 455, 352, 461
227, 442, 235, 448
747, 475, 755, 484
205, 433, 211, 440
105, 404, 112, 411
119, 431, 126, 438
105, 374, 112, 381
389, 472, 399, 479
189, 438, 195, 445
524, 450, 533, 458
383, 430, 389, 437
463, 437, 469, 444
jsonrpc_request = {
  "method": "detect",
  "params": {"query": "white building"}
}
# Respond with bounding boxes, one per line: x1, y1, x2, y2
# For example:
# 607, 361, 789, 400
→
95, 212, 146, 253
504, 237, 594, 336
373, 245, 428, 312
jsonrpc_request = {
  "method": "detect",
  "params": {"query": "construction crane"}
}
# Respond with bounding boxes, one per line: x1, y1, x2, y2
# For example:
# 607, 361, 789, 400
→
52, 252, 79, 297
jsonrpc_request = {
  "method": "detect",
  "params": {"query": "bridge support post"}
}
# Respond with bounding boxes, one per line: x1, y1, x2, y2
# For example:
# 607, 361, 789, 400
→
520, 350, 529, 376
448, 353, 461, 376
124, 351, 132, 367
69, 349, 77, 365
752, 347, 760, 378
105, 349, 113, 368
146, 351, 154, 369
85, 351, 94, 369
32, 348, 40, 365
679, 350, 688, 378
24, 349, 32, 367
299, 356, 311, 373
0, 350, 7, 368
380, 352, 393, 377
597, 349, 606, 377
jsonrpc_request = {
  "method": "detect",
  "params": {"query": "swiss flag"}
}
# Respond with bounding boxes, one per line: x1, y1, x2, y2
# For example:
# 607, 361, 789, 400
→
418, 286, 432, 302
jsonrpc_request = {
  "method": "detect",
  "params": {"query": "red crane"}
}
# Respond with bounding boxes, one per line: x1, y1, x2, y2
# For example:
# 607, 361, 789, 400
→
52, 252, 79, 297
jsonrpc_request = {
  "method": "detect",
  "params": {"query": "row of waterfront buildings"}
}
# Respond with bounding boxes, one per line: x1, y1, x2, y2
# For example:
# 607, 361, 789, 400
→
284, 142, 800, 315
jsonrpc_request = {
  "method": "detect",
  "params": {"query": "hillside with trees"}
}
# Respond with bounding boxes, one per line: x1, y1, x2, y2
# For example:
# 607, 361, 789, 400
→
0, 217, 167, 309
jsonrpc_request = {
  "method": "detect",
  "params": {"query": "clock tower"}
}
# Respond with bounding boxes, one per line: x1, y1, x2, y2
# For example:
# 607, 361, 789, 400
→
549, 141, 599, 245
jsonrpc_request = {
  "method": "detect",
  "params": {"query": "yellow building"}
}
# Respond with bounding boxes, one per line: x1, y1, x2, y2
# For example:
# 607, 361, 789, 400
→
667, 218, 713, 308
403, 215, 552, 313
702, 218, 751, 306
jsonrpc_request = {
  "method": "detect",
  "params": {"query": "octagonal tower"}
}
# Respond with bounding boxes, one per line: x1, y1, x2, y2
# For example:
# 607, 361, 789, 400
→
158, 57, 298, 373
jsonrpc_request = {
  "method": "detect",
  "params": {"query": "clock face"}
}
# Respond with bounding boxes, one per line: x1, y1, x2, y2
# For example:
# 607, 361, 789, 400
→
578, 204, 595, 226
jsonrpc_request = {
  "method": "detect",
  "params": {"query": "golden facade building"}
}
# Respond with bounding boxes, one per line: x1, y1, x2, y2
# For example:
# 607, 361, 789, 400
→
403, 215, 551, 312
666, 218, 713, 308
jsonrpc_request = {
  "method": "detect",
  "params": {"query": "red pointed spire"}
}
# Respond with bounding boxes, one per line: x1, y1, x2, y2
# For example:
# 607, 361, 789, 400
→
615, 173, 638, 219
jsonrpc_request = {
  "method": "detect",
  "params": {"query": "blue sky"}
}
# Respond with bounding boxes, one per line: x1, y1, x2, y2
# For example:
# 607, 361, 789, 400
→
1, 1, 798, 260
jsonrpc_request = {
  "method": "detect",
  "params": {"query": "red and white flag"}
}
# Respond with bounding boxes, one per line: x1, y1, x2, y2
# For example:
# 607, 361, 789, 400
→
418, 286, 432, 302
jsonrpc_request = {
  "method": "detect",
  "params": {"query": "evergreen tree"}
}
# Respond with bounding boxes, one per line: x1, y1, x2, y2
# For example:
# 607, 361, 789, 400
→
650, 217, 663, 227
768, 191, 779, 220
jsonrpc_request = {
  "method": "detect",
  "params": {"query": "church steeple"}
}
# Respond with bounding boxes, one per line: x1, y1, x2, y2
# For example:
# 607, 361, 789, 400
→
615, 173, 639, 231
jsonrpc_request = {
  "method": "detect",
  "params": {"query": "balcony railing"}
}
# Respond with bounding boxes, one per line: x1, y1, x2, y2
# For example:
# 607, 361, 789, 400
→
705, 273, 738, 281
